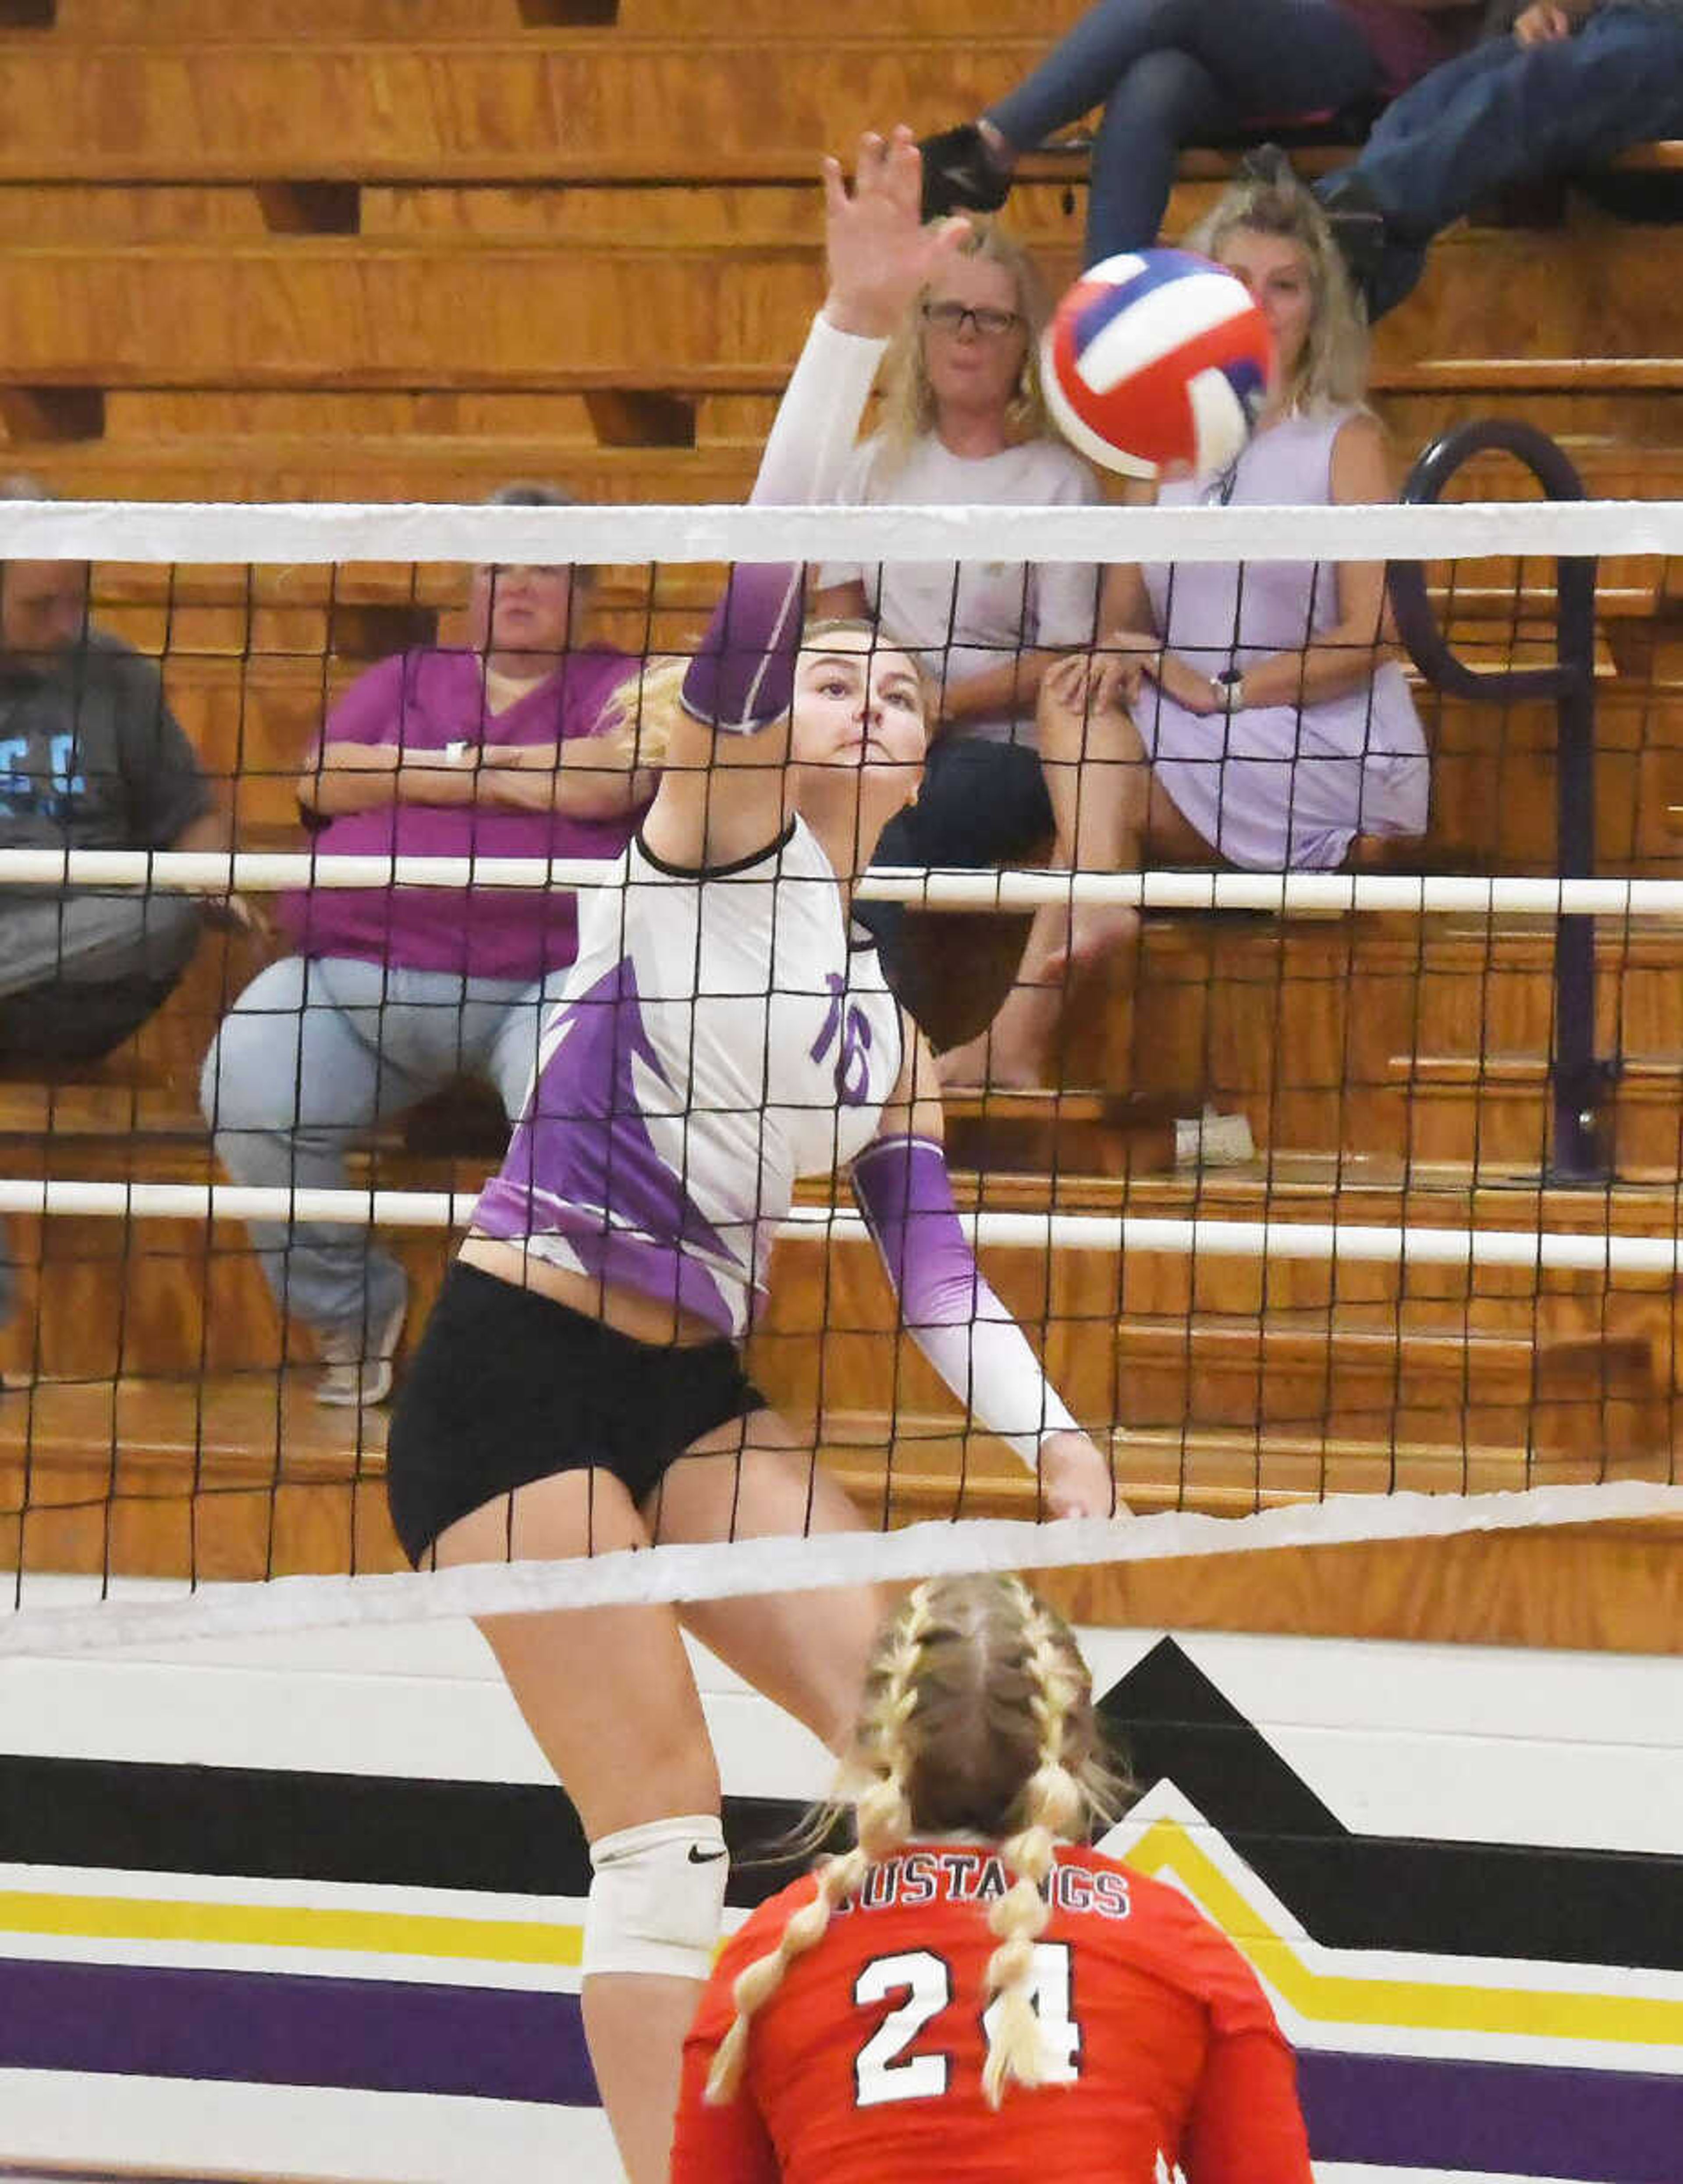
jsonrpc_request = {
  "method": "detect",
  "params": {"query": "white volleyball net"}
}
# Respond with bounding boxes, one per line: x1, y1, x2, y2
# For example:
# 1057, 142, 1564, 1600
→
1, 491, 1680, 1655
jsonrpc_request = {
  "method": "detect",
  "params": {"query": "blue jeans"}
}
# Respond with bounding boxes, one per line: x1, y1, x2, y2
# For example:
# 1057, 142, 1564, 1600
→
1323, 4, 1683, 316
201, 955, 568, 1341
986, 0, 1380, 259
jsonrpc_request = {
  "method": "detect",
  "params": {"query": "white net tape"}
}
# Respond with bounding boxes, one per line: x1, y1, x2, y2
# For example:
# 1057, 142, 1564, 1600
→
3, 1482, 1675, 1661
3, 494, 1682, 563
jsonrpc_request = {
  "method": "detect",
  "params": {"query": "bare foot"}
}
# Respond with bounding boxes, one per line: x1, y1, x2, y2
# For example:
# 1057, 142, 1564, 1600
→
937, 1026, 1057, 1091
1044, 903, 1140, 982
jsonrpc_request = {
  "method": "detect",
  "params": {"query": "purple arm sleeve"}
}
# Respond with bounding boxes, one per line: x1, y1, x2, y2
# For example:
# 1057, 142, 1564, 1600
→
851, 1133, 1077, 1466
680, 562, 806, 737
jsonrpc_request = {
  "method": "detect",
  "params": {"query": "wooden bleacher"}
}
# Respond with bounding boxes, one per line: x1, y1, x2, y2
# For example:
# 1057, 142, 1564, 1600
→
0, 2, 1678, 1636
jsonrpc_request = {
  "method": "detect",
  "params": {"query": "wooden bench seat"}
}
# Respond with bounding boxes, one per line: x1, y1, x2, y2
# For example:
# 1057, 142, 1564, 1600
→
0, 225, 1669, 393
0, 35, 1673, 195
0, 40, 1058, 184
33, 0, 1091, 34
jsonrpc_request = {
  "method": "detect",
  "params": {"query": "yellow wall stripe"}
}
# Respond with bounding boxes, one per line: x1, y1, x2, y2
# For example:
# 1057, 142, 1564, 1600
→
4, 1839, 1682, 2057
0, 1889, 582, 1969
1125, 1820, 1683, 2051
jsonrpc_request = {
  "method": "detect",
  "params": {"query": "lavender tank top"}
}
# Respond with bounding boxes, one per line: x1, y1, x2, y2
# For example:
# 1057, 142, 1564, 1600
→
1142, 409, 1359, 660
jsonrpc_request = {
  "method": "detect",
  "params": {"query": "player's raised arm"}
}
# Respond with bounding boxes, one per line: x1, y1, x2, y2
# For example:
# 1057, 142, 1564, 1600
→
641, 130, 969, 874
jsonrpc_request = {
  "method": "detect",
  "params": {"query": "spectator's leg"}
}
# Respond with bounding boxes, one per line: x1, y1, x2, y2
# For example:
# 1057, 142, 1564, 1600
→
1086, 49, 1230, 260
202, 956, 410, 1355
1324, 11, 1683, 315
943, 698, 1206, 1087
981, 0, 1376, 252
484, 974, 563, 1123
202, 957, 529, 1375
0, 891, 202, 1062
858, 738, 1054, 1037
986, 0, 1369, 148
986, 0, 1207, 151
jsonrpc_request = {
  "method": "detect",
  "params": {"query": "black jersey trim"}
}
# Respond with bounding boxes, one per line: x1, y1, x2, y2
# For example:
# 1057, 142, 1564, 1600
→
634, 815, 798, 882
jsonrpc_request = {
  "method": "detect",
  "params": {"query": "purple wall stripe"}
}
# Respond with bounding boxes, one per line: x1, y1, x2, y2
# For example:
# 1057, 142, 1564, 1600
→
1298, 2048, 1683, 2184
0, 1958, 598, 2106
4, 1954, 1680, 2180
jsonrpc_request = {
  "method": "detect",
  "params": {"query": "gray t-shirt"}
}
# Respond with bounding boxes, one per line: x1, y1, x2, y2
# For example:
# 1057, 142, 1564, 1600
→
818, 430, 1104, 746
0, 627, 211, 854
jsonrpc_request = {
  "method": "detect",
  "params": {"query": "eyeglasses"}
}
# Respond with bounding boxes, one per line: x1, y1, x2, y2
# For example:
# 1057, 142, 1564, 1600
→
920, 299, 1024, 338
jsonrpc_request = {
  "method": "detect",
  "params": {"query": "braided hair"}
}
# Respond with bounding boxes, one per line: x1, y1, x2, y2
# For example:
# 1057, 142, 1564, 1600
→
706, 1575, 1126, 2107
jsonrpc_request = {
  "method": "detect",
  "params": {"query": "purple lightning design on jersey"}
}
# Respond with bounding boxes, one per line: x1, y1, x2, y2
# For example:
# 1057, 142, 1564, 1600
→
476, 954, 739, 1329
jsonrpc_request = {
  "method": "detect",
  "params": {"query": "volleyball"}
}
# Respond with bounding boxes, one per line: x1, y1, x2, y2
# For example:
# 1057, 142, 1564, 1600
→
1041, 249, 1274, 481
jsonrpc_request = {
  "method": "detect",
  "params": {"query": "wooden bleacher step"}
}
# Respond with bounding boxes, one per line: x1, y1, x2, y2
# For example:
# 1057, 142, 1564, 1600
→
1112, 1312, 1670, 1459
5, 1372, 1655, 1590
36, 0, 1092, 32
0, 226, 1670, 391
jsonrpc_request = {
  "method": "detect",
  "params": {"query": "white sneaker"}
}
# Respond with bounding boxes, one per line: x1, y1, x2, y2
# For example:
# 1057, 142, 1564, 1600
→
314, 1291, 408, 1409
1174, 1105, 1256, 1169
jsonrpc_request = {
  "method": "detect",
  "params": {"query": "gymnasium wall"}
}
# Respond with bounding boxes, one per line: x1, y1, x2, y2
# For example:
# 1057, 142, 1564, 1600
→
0, 1611, 1677, 2182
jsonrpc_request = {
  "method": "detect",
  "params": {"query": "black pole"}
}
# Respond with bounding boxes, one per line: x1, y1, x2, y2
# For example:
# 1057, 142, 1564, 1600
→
1389, 421, 1608, 1182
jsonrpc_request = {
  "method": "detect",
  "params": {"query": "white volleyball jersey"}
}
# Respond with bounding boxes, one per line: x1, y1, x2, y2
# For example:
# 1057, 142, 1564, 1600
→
473, 816, 903, 1337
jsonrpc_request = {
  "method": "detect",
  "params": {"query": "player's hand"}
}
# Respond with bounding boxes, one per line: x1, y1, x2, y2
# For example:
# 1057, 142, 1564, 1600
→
1514, 4, 1573, 43
1039, 1430, 1126, 1519
823, 126, 971, 340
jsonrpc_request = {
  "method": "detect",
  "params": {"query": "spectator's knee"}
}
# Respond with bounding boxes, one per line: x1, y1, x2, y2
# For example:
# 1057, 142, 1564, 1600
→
199, 1000, 293, 1138
1105, 46, 1220, 130
142, 891, 204, 982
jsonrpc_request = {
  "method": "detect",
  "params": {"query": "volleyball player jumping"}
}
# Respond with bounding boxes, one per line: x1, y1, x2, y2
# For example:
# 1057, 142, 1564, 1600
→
383, 130, 1115, 2184
675, 1575, 1312, 2182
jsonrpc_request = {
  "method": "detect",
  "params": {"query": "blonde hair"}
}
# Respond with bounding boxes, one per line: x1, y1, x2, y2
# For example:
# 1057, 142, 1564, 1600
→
1185, 166, 1369, 418
592, 652, 687, 771
870, 222, 1054, 489
705, 1575, 1128, 2109
591, 617, 932, 772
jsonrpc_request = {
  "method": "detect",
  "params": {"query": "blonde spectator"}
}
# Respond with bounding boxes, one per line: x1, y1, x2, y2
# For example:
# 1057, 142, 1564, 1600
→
948, 157, 1428, 1094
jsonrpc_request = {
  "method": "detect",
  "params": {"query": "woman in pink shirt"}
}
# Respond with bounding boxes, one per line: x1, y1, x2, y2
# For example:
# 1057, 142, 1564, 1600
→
200, 485, 655, 1407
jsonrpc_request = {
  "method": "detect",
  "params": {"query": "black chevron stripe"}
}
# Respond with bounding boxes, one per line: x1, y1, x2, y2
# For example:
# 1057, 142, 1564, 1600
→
0, 1637, 1675, 1969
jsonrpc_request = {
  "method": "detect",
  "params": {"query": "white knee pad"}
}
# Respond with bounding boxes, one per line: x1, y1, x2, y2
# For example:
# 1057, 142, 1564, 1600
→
582, 1813, 728, 1981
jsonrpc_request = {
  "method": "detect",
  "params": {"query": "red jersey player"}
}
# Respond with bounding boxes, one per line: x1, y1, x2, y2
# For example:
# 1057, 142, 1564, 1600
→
671, 1575, 1311, 2184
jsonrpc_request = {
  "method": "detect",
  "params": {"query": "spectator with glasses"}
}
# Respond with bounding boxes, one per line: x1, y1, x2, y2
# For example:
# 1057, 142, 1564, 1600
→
812, 223, 1103, 1042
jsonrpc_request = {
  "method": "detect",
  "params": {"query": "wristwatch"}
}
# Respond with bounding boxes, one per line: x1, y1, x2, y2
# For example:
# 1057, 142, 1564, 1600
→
1211, 669, 1245, 712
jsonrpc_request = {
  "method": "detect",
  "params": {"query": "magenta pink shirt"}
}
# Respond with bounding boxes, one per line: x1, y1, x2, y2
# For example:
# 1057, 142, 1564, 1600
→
280, 646, 640, 983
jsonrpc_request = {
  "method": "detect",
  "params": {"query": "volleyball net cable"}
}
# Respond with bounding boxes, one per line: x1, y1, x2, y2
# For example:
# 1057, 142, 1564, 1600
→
0, 494, 1679, 1653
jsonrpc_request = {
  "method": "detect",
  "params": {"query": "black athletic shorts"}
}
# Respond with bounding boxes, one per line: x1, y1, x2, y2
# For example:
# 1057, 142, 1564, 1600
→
385, 1259, 767, 1566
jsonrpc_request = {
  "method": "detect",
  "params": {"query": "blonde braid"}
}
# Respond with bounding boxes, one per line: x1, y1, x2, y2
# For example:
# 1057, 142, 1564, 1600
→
980, 1583, 1087, 2108
704, 1586, 935, 2105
